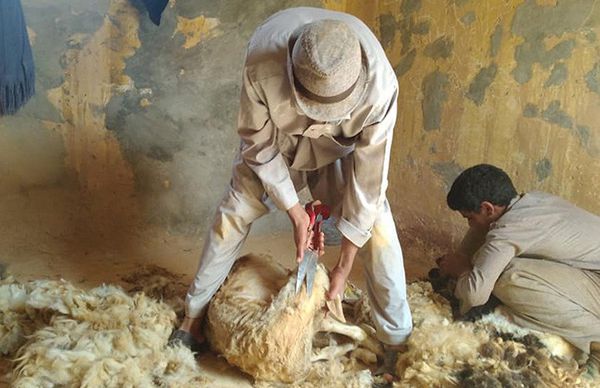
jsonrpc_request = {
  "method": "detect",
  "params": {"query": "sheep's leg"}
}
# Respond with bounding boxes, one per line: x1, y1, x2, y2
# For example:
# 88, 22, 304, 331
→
351, 348, 378, 364
311, 343, 356, 362
318, 314, 365, 340
318, 315, 383, 356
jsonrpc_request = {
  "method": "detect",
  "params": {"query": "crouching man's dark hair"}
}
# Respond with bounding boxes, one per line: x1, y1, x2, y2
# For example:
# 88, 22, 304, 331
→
447, 164, 517, 212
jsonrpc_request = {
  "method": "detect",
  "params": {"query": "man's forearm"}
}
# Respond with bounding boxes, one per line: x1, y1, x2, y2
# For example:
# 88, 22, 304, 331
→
326, 236, 359, 300
334, 237, 359, 274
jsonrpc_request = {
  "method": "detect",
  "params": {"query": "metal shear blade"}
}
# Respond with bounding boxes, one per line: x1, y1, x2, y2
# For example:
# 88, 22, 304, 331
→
295, 248, 318, 296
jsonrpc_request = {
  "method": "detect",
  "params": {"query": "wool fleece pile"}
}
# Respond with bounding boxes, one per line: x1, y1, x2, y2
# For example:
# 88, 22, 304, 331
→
0, 256, 598, 387
0, 273, 206, 387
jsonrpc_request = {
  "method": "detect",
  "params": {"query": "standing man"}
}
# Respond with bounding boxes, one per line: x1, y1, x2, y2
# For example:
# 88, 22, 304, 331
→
171, 6, 412, 371
438, 164, 600, 372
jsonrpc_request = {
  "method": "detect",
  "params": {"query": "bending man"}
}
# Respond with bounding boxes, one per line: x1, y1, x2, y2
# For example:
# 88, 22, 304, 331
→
171, 7, 413, 369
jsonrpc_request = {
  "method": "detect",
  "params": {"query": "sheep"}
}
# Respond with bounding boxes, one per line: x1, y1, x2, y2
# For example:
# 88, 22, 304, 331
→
204, 254, 382, 384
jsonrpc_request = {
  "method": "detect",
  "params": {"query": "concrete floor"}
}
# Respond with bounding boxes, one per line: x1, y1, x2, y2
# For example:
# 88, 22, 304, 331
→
0, 187, 425, 386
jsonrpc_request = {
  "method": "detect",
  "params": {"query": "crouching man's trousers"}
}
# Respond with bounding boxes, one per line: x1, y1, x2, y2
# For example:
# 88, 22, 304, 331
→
493, 257, 600, 356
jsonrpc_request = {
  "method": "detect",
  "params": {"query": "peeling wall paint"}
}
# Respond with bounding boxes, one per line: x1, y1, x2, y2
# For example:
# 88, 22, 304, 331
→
174, 15, 221, 49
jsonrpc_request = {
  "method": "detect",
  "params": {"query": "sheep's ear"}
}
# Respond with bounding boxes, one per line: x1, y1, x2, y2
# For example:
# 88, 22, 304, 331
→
326, 295, 346, 323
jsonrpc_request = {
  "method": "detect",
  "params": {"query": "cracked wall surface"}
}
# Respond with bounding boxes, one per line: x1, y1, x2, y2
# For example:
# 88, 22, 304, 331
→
1, 0, 600, 269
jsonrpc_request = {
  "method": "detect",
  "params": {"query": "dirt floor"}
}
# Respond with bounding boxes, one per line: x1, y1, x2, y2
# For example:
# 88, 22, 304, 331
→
0, 187, 426, 387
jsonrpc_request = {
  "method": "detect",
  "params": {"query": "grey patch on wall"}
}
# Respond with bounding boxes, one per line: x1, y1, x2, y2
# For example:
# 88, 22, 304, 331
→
454, 0, 470, 6
379, 13, 398, 49
511, 0, 595, 84
585, 62, 600, 95
466, 63, 498, 106
432, 161, 463, 190
176, 0, 220, 18
576, 125, 591, 147
523, 103, 539, 118
421, 70, 449, 131
512, 37, 575, 84
424, 36, 454, 59
535, 158, 552, 182
20, 1, 109, 122
377, 5, 430, 54
23, 1, 108, 89
413, 20, 430, 35
402, 0, 422, 15
105, 90, 184, 164
147, 145, 175, 163
394, 49, 417, 77
544, 62, 568, 87
528, 103, 597, 157
542, 100, 573, 129
397, 1, 428, 55
460, 11, 476, 26
490, 24, 503, 58
586, 31, 597, 42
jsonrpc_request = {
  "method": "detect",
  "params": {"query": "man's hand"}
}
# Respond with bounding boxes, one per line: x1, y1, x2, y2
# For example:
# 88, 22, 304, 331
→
287, 201, 326, 264
436, 252, 472, 278
287, 203, 310, 263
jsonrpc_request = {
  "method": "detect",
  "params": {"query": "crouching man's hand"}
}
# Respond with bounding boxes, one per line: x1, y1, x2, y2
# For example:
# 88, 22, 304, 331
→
436, 252, 472, 279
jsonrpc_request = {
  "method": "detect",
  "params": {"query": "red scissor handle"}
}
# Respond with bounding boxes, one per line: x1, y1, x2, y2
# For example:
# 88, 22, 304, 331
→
305, 203, 330, 248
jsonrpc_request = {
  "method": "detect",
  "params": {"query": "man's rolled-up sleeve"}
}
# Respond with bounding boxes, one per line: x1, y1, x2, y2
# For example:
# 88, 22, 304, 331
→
337, 90, 397, 248
237, 69, 298, 211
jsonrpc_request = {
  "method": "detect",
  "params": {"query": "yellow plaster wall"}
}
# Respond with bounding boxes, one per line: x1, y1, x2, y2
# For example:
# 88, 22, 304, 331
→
324, 0, 600, 273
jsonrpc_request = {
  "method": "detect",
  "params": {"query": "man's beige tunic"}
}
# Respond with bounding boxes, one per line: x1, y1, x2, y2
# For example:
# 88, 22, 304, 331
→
238, 7, 398, 247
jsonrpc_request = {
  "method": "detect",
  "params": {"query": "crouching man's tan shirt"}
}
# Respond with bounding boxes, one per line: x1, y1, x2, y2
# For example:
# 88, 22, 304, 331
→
455, 191, 600, 314
237, 7, 398, 248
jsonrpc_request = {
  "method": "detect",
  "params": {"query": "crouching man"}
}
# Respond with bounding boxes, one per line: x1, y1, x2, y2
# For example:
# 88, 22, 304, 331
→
437, 164, 600, 371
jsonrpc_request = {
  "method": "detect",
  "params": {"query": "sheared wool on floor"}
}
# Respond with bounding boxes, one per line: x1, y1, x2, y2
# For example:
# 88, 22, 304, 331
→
0, 275, 207, 387
396, 281, 596, 387
1, 256, 598, 387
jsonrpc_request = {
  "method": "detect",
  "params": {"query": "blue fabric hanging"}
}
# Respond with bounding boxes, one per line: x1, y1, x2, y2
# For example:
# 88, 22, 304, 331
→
141, 0, 169, 26
0, 0, 35, 116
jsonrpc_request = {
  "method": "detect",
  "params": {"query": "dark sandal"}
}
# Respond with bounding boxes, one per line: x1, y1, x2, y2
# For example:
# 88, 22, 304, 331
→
168, 329, 207, 353
373, 348, 399, 386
